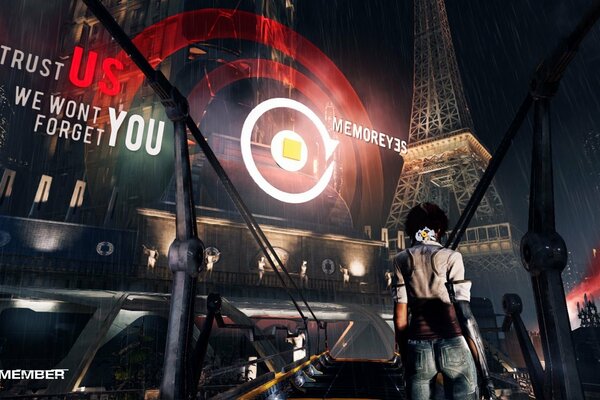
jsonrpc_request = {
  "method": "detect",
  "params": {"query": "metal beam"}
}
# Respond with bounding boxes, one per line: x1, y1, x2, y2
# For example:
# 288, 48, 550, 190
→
45, 293, 128, 394
447, 0, 600, 250
520, 97, 583, 400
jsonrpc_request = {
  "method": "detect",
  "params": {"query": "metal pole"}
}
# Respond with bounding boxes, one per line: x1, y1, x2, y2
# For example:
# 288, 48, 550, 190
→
189, 293, 221, 400
160, 92, 204, 400
80, 0, 322, 342
446, 0, 600, 250
321, 321, 329, 352
445, 95, 532, 249
520, 95, 583, 399
502, 294, 545, 399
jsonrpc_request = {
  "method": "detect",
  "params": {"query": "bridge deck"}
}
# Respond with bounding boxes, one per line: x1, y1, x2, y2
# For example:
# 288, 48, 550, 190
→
233, 354, 406, 399
287, 359, 405, 399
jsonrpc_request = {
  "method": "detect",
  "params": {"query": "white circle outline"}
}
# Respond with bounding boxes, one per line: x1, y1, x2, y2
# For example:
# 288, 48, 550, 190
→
96, 241, 114, 256
240, 98, 336, 204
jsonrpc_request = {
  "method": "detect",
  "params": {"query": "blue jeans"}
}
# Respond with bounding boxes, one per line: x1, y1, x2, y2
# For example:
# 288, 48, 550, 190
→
405, 336, 478, 400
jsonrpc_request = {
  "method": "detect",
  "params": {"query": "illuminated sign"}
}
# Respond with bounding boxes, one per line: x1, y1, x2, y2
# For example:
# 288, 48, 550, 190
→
240, 98, 339, 204
270, 130, 308, 172
4, 44, 164, 156
332, 116, 408, 155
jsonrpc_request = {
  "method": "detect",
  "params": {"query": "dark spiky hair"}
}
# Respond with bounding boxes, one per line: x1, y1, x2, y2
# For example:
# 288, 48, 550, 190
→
404, 203, 449, 242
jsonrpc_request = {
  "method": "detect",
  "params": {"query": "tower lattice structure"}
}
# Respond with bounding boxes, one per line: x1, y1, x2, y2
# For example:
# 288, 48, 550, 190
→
386, 0, 518, 272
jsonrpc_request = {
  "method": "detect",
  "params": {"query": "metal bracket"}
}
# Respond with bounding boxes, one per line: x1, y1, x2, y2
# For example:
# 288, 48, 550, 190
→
520, 231, 567, 274
502, 293, 545, 399
167, 237, 204, 276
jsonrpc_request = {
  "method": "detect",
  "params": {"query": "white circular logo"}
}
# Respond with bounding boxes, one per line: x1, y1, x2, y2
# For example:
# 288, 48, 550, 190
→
322, 258, 336, 275
240, 98, 339, 204
96, 241, 114, 256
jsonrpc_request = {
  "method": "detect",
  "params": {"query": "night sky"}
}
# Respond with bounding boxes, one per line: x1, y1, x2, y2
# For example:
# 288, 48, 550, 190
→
296, 0, 600, 282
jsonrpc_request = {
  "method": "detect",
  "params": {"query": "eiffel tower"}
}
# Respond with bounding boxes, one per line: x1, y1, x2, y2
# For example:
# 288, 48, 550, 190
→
386, 0, 520, 273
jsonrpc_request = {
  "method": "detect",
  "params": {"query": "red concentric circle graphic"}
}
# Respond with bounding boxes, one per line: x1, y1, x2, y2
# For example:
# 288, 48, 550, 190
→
93, 8, 384, 227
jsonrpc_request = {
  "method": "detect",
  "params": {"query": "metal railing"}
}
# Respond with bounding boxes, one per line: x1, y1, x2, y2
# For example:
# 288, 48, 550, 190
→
79, 1, 328, 399
444, 1, 600, 399
135, 267, 374, 295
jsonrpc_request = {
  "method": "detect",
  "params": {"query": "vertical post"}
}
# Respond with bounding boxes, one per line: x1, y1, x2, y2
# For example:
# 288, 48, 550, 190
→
65, 180, 86, 222
303, 317, 310, 357
502, 294, 545, 399
189, 293, 221, 400
29, 174, 52, 218
0, 168, 16, 207
160, 91, 204, 400
321, 321, 329, 353
520, 96, 583, 399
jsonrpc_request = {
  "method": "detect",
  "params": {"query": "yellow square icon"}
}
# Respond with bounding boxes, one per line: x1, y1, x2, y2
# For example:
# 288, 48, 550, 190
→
282, 138, 302, 161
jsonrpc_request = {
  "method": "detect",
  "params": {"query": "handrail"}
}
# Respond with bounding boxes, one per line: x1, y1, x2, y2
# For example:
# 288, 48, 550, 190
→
444, 1, 600, 398
204, 347, 307, 379
79, 0, 319, 331
238, 354, 322, 400
79, 2, 325, 399
501, 293, 545, 399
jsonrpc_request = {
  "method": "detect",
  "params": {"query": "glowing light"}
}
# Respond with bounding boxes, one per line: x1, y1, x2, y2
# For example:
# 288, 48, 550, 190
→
13, 299, 61, 312
22, 225, 68, 252
349, 260, 366, 277
247, 357, 257, 380
270, 130, 308, 172
240, 98, 338, 204
567, 273, 600, 329
104, 9, 385, 224
237, 307, 349, 320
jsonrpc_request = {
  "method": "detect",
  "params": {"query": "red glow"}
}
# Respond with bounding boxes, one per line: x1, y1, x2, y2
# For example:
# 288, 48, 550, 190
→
188, 59, 332, 119
91, 9, 385, 226
566, 255, 600, 327
98, 57, 124, 96
567, 258, 600, 303
69, 46, 123, 95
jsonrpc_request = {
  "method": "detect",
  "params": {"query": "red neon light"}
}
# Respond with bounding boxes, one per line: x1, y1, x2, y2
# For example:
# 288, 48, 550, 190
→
187, 59, 332, 121
98, 57, 124, 96
567, 256, 600, 308
91, 9, 384, 224
69, 46, 97, 89
69, 46, 124, 95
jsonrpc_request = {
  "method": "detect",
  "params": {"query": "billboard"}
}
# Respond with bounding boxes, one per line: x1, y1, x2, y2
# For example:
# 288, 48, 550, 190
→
0, 1, 410, 235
